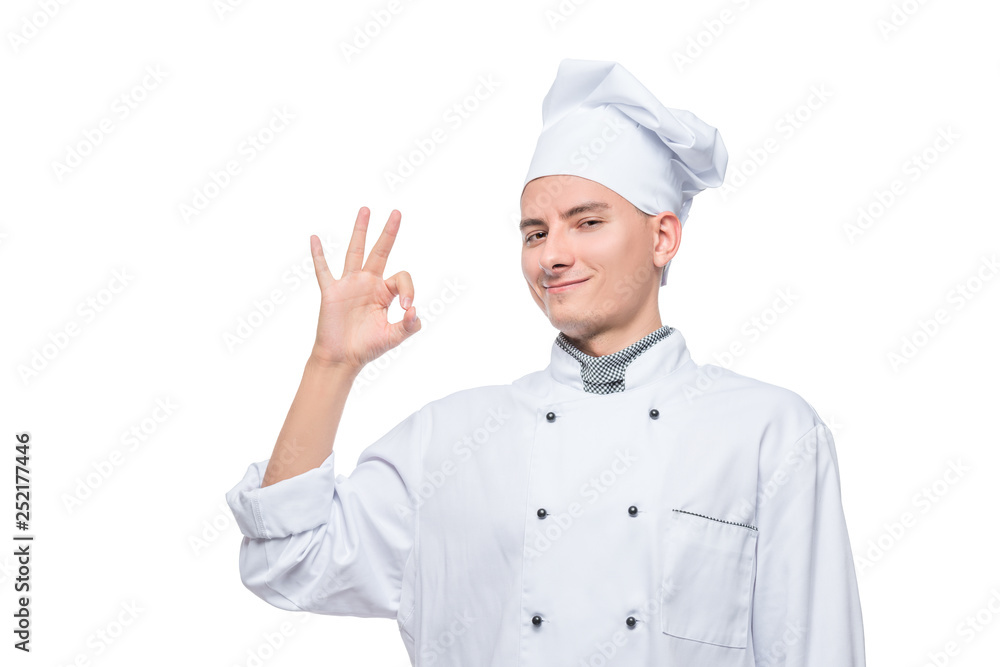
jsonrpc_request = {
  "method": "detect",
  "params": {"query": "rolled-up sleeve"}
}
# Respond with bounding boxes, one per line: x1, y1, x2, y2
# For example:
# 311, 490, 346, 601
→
225, 405, 427, 618
751, 422, 866, 666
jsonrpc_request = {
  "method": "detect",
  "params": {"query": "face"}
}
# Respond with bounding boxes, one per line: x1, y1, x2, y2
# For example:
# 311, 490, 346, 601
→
519, 175, 680, 342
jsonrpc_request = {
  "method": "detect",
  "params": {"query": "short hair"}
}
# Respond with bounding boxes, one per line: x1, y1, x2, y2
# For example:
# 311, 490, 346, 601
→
632, 204, 652, 220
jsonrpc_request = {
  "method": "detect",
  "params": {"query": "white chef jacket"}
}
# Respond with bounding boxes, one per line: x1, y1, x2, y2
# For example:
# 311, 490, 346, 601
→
226, 327, 866, 666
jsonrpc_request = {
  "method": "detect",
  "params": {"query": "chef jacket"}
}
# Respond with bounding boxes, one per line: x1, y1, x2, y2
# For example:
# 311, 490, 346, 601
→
226, 325, 866, 666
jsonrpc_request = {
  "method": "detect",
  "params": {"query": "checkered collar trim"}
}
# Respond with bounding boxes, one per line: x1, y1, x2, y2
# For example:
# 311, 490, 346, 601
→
553, 325, 675, 394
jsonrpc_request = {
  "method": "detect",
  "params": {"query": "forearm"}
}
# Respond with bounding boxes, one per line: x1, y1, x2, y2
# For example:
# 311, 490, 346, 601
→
261, 351, 360, 488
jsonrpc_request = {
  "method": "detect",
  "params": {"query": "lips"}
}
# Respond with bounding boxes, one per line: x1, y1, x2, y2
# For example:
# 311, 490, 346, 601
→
544, 278, 588, 292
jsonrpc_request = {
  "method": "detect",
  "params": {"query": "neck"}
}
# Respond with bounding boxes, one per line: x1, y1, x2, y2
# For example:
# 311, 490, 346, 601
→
560, 316, 664, 357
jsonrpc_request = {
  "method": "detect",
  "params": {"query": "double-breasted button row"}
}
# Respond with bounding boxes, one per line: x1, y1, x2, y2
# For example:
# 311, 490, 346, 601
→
535, 505, 640, 518
545, 409, 660, 421
531, 614, 640, 628
533, 405, 654, 633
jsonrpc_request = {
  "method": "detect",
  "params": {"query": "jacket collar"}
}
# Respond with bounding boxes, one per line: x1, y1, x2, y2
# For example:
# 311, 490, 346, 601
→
548, 325, 692, 393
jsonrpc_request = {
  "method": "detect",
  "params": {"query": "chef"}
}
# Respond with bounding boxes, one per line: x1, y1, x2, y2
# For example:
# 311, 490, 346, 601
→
226, 58, 867, 666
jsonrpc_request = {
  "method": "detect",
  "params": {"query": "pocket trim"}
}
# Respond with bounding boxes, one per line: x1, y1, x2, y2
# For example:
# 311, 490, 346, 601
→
672, 508, 757, 532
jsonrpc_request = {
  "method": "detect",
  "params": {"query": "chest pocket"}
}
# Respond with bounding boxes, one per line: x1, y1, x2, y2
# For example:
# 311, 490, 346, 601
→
660, 508, 758, 648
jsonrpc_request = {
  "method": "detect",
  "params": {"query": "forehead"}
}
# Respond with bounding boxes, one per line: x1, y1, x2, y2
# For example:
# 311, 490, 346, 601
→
520, 175, 627, 218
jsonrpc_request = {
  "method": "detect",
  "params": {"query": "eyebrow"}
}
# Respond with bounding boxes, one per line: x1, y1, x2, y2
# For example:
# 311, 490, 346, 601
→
519, 200, 610, 231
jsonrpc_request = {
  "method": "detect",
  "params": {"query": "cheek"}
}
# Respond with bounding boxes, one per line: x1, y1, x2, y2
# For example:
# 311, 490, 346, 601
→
588, 235, 633, 269
591, 235, 648, 290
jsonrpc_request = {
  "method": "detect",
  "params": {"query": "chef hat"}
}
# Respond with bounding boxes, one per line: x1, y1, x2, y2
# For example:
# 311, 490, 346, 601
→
522, 58, 728, 286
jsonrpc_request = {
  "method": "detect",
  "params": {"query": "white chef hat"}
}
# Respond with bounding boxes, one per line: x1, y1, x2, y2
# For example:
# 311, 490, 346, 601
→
522, 58, 728, 286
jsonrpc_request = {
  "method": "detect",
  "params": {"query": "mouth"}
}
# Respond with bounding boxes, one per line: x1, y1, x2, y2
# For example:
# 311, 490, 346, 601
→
544, 278, 588, 293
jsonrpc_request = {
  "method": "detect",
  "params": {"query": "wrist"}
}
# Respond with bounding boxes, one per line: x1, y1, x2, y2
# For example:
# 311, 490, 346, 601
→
307, 349, 361, 377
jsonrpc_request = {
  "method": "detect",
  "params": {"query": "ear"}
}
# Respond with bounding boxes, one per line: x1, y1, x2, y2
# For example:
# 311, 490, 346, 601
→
651, 211, 681, 271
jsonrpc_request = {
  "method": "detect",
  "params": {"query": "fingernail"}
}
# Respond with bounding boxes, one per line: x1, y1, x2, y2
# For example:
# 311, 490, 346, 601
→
402, 297, 412, 309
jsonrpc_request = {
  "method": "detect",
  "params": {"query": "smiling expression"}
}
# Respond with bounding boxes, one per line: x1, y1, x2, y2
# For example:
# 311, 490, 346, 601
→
519, 174, 681, 341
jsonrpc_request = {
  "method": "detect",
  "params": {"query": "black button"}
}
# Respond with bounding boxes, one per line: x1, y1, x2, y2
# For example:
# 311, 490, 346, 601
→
546, 411, 556, 422
649, 408, 659, 419
626, 616, 636, 628
532, 615, 542, 626
537, 508, 547, 519
628, 505, 638, 516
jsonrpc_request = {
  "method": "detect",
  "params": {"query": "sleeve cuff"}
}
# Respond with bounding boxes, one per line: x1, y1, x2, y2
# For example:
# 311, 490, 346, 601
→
225, 449, 337, 539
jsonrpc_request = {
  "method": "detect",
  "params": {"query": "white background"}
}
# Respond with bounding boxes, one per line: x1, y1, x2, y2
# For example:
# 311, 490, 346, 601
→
2, 0, 998, 665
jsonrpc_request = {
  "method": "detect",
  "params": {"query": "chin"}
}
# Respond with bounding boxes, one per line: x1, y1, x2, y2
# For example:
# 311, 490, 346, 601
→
546, 309, 604, 336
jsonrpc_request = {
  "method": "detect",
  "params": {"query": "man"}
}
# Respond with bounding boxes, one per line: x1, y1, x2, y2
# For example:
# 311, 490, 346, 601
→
226, 59, 866, 666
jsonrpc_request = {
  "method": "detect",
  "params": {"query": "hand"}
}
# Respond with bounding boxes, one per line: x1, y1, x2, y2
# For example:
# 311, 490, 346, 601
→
309, 207, 421, 372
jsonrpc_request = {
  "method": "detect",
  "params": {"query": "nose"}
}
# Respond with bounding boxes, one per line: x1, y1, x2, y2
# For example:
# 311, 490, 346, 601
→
537, 225, 574, 275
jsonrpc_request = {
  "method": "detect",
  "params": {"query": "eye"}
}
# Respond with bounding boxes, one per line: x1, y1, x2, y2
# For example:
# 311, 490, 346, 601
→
524, 220, 602, 244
